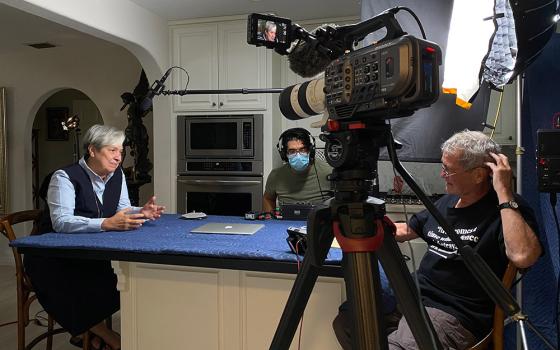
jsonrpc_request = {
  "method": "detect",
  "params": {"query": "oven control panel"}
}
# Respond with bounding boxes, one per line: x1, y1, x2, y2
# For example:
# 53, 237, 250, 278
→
188, 161, 253, 172
178, 159, 263, 176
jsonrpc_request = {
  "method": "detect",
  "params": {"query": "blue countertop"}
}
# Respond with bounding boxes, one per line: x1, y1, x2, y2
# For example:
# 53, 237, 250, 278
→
12, 214, 343, 275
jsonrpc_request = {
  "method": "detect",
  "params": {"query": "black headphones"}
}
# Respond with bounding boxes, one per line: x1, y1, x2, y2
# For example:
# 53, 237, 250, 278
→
276, 128, 316, 162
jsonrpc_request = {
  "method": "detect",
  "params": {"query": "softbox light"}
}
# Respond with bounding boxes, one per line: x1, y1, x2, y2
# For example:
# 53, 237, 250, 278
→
484, 0, 558, 88
511, 0, 558, 77
444, 0, 558, 107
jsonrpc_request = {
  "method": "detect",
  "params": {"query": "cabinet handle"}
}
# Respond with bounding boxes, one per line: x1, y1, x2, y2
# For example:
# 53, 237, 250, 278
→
212, 102, 216, 107
178, 179, 262, 185
219, 102, 224, 107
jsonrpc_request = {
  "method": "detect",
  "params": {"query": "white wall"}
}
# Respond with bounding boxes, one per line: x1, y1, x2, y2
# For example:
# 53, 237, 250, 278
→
0, 0, 167, 74
0, 0, 176, 212
0, 42, 144, 264
0, 0, 175, 209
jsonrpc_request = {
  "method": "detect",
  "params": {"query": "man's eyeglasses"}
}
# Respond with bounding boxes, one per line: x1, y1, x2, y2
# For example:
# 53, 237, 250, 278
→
287, 147, 309, 156
441, 164, 484, 178
440, 165, 457, 178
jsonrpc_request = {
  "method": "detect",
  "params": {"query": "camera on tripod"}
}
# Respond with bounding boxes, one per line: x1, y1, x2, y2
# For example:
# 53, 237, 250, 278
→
324, 36, 440, 120
247, 11, 442, 122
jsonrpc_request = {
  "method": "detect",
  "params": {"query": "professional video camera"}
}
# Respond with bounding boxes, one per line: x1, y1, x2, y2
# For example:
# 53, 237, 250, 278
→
247, 10, 442, 122
247, 10, 450, 350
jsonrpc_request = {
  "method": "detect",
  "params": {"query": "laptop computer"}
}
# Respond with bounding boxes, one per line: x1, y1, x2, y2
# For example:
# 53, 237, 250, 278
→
280, 203, 315, 221
190, 222, 264, 235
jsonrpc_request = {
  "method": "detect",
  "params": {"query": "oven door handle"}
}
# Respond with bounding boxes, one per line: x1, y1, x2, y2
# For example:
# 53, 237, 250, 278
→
177, 179, 262, 185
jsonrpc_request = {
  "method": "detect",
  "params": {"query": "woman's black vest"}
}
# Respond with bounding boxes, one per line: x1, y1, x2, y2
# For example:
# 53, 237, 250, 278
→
38, 163, 123, 233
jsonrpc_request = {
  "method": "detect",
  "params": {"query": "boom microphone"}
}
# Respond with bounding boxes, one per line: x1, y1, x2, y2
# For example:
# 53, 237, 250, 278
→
279, 78, 325, 120
287, 25, 335, 78
146, 68, 172, 100
139, 68, 172, 112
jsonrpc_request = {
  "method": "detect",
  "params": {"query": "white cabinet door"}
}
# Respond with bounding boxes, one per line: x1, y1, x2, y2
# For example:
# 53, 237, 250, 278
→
172, 23, 219, 111
218, 21, 268, 110
115, 262, 345, 350
171, 20, 267, 112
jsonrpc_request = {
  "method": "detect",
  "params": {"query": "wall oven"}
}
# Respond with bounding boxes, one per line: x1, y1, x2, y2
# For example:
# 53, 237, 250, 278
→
177, 114, 263, 215
176, 175, 263, 215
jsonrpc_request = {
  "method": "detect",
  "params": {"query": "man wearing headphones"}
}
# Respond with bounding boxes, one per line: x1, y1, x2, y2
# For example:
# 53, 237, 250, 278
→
263, 128, 332, 211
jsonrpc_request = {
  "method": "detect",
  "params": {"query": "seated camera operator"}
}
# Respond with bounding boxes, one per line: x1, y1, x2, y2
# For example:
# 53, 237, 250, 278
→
263, 128, 332, 212
333, 130, 542, 349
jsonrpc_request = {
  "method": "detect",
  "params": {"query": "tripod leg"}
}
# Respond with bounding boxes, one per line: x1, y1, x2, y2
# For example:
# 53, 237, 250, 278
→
270, 206, 334, 350
343, 251, 386, 350
377, 230, 443, 350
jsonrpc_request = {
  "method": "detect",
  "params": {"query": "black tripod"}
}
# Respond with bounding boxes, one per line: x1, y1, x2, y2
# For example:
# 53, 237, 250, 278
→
270, 121, 558, 350
270, 123, 443, 350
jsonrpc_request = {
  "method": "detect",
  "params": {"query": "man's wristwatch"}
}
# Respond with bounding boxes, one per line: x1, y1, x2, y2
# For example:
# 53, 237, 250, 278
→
498, 200, 519, 210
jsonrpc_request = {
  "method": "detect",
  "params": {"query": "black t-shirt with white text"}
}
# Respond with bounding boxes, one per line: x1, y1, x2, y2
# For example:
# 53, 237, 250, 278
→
409, 189, 539, 339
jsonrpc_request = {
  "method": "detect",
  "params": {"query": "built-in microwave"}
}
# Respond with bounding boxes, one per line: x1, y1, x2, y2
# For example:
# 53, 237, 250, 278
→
177, 114, 263, 176
178, 115, 262, 159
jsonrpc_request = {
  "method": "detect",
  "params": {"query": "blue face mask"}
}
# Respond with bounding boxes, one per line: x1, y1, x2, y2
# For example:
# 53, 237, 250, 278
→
288, 153, 310, 171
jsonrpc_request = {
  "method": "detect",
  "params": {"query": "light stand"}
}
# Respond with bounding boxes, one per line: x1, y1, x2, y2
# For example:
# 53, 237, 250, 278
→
61, 114, 81, 163
515, 74, 525, 350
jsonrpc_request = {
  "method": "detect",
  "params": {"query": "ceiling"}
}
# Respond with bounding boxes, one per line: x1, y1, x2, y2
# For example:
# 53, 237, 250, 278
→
129, 0, 361, 21
0, 1, 361, 55
0, 3, 118, 55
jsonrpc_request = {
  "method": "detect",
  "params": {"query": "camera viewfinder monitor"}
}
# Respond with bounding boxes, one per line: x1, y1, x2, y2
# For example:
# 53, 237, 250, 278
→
247, 13, 291, 50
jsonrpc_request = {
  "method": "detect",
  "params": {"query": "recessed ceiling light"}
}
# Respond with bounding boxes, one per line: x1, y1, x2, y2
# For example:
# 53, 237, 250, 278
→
27, 42, 57, 49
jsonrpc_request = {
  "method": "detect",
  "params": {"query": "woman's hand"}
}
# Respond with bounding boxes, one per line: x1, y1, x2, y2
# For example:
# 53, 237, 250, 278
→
140, 196, 165, 220
101, 208, 146, 231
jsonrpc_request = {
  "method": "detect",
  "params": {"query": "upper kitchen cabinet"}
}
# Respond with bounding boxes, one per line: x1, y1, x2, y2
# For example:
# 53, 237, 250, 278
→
171, 20, 268, 112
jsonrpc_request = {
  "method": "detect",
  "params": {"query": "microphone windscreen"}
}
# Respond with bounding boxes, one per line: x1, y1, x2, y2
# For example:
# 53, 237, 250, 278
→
287, 25, 335, 78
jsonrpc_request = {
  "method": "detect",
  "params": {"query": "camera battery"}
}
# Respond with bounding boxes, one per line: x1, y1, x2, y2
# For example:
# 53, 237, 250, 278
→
245, 211, 258, 220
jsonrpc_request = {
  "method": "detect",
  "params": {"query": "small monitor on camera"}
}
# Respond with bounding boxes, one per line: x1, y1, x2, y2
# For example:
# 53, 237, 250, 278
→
247, 13, 292, 50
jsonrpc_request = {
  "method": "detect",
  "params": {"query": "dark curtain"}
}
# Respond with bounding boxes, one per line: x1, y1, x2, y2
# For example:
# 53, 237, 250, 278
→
516, 33, 560, 350
361, 0, 490, 162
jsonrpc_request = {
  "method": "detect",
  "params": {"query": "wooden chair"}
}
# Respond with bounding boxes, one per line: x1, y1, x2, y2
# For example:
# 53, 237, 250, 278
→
467, 262, 518, 350
0, 209, 66, 350
1, 209, 114, 350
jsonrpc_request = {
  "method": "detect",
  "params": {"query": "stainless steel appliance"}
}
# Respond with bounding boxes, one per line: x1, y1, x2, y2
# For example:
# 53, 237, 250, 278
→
177, 114, 263, 215
177, 175, 263, 215
177, 114, 263, 175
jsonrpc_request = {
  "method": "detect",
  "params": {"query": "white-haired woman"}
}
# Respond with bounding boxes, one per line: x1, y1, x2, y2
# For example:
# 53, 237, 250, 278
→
25, 124, 164, 350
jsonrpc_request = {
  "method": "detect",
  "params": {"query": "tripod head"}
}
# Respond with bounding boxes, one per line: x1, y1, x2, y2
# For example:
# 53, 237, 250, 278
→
320, 118, 394, 204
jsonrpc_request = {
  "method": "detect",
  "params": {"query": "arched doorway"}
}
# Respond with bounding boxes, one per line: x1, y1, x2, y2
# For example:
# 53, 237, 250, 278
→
31, 89, 103, 208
